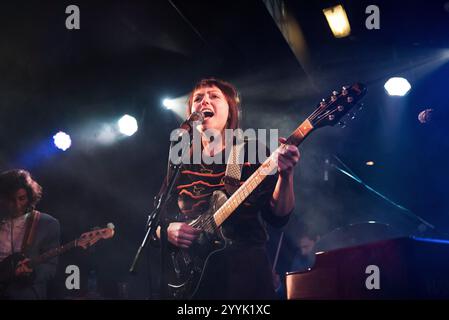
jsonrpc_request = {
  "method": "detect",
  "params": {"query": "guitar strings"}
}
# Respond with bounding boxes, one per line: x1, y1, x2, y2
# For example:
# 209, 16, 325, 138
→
191, 125, 314, 232
313, 97, 360, 127
314, 105, 348, 127
308, 102, 329, 122
308, 98, 340, 123
187, 136, 293, 233
308, 92, 357, 124
189, 164, 268, 234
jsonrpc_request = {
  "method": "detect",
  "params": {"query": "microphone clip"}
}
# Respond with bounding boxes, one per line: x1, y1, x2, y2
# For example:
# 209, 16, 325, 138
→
179, 111, 204, 133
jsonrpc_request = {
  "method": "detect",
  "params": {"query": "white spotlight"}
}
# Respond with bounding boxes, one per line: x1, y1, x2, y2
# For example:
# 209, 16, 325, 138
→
384, 77, 411, 96
53, 131, 72, 151
118, 114, 138, 136
161, 95, 189, 119
163, 98, 176, 110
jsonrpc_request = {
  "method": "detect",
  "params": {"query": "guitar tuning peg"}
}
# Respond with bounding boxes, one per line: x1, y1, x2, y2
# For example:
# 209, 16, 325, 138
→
347, 96, 354, 103
320, 99, 326, 107
337, 105, 345, 112
332, 90, 338, 96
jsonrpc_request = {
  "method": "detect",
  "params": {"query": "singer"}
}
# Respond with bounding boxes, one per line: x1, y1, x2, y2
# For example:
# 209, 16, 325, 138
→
155, 78, 300, 299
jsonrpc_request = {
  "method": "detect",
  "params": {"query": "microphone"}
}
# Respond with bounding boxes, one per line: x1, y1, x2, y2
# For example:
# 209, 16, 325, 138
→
418, 108, 433, 124
179, 111, 204, 133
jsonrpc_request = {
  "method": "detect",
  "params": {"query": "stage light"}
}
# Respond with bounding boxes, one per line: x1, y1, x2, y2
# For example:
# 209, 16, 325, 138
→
53, 131, 71, 151
384, 77, 411, 96
418, 108, 433, 124
323, 4, 351, 38
161, 95, 189, 119
118, 115, 138, 136
163, 98, 176, 110
366, 161, 375, 166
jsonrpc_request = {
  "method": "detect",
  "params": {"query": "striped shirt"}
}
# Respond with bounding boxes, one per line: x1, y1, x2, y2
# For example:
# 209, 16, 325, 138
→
169, 141, 289, 244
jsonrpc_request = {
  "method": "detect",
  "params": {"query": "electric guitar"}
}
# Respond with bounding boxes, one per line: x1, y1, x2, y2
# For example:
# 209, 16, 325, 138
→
166, 83, 367, 299
0, 223, 115, 292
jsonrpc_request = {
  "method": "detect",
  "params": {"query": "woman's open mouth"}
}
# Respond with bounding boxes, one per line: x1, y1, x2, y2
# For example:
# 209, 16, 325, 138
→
202, 110, 214, 119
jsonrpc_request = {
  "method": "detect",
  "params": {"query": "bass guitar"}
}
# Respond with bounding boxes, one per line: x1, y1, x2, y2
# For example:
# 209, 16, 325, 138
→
166, 83, 367, 299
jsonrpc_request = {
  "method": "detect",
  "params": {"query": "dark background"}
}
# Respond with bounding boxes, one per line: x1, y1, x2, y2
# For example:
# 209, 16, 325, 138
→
1, 0, 448, 298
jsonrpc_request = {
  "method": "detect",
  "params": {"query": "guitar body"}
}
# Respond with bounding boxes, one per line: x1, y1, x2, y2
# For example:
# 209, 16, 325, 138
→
0, 253, 26, 282
0, 224, 115, 297
166, 190, 228, 299
0, 253, 30, 294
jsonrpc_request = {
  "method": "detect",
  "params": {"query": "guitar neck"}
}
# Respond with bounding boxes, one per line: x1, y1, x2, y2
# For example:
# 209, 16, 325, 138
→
213, 119, 314, 227
30, 240, 78, 267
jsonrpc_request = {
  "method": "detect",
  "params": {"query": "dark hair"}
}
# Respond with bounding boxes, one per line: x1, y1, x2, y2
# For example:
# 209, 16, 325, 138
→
186, 78, 241, 129
0, 169, 43, 209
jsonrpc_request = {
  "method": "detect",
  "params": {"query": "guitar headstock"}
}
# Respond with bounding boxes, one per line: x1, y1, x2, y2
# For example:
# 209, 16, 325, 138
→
77, 223, 115, 250
308, 83, 367, 129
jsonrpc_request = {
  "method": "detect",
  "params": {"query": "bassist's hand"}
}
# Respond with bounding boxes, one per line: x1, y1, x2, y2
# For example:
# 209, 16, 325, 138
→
276, 137, 300, 179
15, 258, 33, 277
167, 222, 201, 248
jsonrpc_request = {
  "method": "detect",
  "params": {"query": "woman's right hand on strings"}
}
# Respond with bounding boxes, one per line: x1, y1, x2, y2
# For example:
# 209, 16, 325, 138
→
167, 222, 202, 248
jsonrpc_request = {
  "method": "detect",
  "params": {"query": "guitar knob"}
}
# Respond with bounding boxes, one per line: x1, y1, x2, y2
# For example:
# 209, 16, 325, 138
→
337, 105, 344, 112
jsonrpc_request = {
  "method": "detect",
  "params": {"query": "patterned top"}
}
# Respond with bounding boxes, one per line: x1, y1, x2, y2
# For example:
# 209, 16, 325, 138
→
167, 141, 290, 244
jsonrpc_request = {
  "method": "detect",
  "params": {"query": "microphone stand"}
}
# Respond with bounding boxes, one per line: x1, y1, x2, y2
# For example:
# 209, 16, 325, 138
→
129, 126, 196, 299
328, 154, 441, 236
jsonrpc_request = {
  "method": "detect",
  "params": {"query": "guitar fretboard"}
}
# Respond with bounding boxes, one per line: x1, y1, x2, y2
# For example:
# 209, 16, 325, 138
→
213, 119, 314, 227
31, 240, 77, 267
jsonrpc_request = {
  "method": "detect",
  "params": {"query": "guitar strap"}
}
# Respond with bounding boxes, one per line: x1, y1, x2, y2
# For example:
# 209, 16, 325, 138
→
21, 210, 41, 254
224, 132, 245, 195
